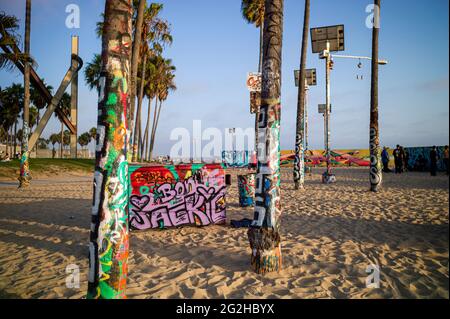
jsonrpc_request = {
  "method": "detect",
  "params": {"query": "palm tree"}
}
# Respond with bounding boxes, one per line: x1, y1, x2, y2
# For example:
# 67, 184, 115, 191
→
247, 0, 284, 275
30, 79, 52, 126
241, 0, 265, 160
149, 57, 176, 161
58, 93, 71, 158
293, 0, 310, 190
89, 127, 97, 145
129, 0, 147, 143
1, 84, 23, 157
49, 133, 59, 158
0, 12, 34, 71
84, 54, 102, 94
87, 0, 131, 300
132, 3, 172, 162
370, 0, 382, 192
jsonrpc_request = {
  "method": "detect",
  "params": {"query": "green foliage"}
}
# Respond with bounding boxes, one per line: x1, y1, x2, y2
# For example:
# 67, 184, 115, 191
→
241, 0, 265, 28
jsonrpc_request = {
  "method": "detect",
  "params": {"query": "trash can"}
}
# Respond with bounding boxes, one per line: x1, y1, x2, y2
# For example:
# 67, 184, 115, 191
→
238, 173, 255, 207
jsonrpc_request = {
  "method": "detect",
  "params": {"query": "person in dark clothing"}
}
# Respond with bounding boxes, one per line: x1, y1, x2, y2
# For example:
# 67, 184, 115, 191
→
443, 145, 449, 176
430, 146, 439, 176
399, 146, 406, 173
393, 145, 402, 174
381, 147, 391, 172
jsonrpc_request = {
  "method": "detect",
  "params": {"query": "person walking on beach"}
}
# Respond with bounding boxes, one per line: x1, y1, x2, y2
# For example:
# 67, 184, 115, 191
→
393, 145, 402, 174
382, 147, 391, 172
443, 145, 449, 176
430, 146, 439, 176
399, 146, 407, 173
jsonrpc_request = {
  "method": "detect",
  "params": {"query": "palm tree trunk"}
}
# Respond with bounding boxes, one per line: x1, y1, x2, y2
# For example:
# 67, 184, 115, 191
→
149, 100, 162, 160
142, 98, 153, 161
13, 120, 17, 156
87, 0, 131, 300
60, 122, 63, 158
370, 0, 382, 192
132, 57, 147, 162
293, 0, 310, 190
128, 0, 147, 147
148, 97, 158, 161
19, 0, 32, 188
247, 0, 284, 275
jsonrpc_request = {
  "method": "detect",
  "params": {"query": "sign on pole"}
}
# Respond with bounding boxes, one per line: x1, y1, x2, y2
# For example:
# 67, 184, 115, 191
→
247, 72, 262, 92
318, 104, 332, 114
294, 69, 317, 87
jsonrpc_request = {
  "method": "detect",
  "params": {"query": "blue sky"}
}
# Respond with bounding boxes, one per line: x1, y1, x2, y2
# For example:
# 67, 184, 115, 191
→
0, 0, 448, 155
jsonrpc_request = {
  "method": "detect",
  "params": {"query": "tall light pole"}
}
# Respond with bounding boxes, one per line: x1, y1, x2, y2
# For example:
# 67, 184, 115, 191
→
311, 25, 344, 184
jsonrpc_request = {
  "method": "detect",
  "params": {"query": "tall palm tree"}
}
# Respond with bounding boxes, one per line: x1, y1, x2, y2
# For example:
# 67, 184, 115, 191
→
293, 0, 310, 190
149, 58, 176, 161
1, 84, 23, 157
370, 0, 382, 192
49, 133, 59, 158
242, 0, 265, 156
30, 79, 52, 126
132, 3, 172, 162
18, 0, 32, 188
87, 0, 132, 300
247, 0, 284, 275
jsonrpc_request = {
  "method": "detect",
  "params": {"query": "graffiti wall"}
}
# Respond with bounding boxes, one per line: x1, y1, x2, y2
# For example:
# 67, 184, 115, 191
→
238, 174, 255, 207
128, 164, 227, 231
405, 146, 446, 171
222, 151, 257, 168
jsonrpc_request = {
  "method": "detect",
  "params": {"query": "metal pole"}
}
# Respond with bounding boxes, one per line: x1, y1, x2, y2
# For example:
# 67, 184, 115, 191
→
70, 36, 79, 159
325, 41, 331, 176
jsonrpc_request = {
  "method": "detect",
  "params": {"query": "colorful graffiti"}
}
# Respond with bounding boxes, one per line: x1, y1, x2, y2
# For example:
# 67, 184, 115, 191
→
369, 127, 382, 191
293, 132, 305, 189
129, 164, 227, 231
222, 151, 256, 168
18, 123, 31, 187
238, 174, 255, 207
88, 0, 132, 300
248, 0, 284, 275
405, 146, 447, 172
281, 149, 371, 167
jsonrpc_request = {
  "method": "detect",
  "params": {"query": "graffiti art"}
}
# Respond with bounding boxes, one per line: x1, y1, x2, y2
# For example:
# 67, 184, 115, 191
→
129, 164, 227, 231
238, 174, 256, 207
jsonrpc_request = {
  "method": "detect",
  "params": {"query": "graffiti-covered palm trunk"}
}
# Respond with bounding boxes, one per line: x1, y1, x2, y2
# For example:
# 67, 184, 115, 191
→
18, 0, 32, 188
248, 0, 284, 275
87, 0, 132, 299
369, 0, 382, 192
293, 0, 310, 190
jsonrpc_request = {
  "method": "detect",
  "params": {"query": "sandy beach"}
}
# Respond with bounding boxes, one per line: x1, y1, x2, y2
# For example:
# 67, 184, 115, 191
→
0, 167, 448, 299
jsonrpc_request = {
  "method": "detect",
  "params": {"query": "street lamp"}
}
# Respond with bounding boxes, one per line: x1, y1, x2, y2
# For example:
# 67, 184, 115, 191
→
311, 25, 345, 184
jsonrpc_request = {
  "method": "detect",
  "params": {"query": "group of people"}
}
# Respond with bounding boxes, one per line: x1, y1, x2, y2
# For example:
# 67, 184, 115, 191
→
381, 145, 449, 176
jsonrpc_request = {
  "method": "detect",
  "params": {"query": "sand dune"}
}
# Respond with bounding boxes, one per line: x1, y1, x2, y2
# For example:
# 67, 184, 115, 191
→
0, 168, 448, 299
